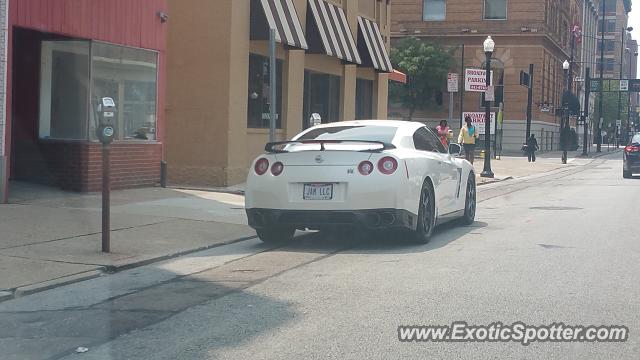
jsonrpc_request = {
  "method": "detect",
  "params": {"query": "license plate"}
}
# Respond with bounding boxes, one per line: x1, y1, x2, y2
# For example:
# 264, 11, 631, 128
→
303, 183, 333, 200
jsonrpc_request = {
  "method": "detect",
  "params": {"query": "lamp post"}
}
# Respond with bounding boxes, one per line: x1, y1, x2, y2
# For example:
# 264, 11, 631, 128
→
597, 0, 606, 153
562, 60, 570, 164
618, 26, 633, 148
481, 36, 495, 178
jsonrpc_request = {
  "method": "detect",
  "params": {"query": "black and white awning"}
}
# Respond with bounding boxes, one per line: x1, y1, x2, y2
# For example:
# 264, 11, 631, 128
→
357, 16, 393, 72
250, 0, 308, 50
306, 0, 361, 64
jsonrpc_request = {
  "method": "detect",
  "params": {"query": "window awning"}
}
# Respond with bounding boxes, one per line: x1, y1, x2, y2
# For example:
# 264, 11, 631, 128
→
357, 16, 393, 72
250, 0, 308, 50
389, 70, 407, 84
306, 0, 361, 64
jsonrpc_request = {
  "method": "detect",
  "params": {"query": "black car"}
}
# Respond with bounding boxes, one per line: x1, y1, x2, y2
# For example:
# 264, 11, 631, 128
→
623, 134, 640, 178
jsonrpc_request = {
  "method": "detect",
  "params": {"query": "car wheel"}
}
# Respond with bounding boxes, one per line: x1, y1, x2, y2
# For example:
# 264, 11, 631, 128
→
411, 181, 435, 244
623, 170, 632, 179
256, 227, 295, 244
461, 173, 476, 225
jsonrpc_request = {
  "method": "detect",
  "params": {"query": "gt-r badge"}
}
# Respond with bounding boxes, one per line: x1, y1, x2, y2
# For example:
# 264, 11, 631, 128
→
315, 155, 324, 163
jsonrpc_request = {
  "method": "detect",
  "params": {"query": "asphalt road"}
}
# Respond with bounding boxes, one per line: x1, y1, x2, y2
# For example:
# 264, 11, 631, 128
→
2, 152, 639, 359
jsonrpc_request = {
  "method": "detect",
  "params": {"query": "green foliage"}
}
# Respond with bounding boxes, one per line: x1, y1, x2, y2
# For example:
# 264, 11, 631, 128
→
389, 38, 455, 120
593, 92, 629, 130
562, 91, 581, 116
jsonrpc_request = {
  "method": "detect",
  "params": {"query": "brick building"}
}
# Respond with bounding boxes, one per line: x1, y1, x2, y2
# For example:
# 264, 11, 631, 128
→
389, 0, 594, 152
1, 0, 168, 202
165, 0, 394, 188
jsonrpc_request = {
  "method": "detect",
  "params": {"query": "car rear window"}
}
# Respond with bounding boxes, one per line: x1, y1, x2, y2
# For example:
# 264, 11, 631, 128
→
632, 135, 640, 145
297, 126, 398, 143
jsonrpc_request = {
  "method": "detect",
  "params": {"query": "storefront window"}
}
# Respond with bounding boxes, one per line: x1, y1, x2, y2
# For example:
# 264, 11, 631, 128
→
91, 42, 158, 141
38, 41, 90, 140
247, 54, 283, 129
356, 79, 373, 120
303, 70, 341, 128
39, 40, 158, 141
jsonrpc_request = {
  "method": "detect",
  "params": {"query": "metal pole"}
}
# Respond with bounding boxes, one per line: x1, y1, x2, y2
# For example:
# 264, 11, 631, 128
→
102, 143, 110, 253
583, 67, 590, 156
459, 44, 465, 129
525, 64, 534, 142
481, 51, 494, 178
269, 29, 277, 143
448, 91, 454, 125
563, 67, 569, 164
618, 27, 625, 148
597, 0, 605, 152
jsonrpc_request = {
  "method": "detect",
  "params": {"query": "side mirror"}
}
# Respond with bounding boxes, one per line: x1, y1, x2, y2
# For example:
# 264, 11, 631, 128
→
448, 143, 462, 156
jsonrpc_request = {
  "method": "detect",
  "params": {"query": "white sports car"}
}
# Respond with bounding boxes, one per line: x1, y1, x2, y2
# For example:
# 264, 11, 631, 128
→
245, 120, 476, 244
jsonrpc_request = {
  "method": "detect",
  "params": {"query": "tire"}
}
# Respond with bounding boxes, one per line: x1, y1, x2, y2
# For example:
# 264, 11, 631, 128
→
623, 170, 632, 179
256, 227, 295, 244
461, 173, 476, 225
411, 181, 435, 244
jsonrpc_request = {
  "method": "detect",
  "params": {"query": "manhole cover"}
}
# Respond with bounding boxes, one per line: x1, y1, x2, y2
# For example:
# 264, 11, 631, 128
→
529, 206, 583, 211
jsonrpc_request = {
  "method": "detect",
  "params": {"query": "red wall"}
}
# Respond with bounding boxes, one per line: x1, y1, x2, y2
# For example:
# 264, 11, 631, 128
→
10, 0, 167, 51
6, 0, 168, 193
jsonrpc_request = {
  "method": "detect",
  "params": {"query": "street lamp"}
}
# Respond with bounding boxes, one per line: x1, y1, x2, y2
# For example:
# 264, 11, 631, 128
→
618, 26, 634, 148
562, 60, 570, 164
481, 36, 495, 178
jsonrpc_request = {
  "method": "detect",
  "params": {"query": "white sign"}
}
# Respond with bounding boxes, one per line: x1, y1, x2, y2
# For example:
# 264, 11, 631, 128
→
447, 73, 459, 93
616, 120, 622, 127
463, 112, 496, 135
620, 80, 629, 91
485, 86, 495, 101
465, 68, 494, 92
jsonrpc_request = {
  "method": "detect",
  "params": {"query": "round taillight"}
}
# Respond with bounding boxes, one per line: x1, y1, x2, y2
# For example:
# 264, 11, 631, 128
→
358, 161, 374, 175
254, 158, 269, 175
378, 157, 398, 175
271, 162, 284, 176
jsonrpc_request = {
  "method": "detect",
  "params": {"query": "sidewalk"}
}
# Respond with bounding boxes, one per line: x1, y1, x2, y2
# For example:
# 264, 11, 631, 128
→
473, 149, 617, 185
0, 183, 255, 299
0, 150, 612, 300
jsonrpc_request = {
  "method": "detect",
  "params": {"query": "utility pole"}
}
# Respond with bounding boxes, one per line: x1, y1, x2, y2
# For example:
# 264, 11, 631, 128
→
525, 64, 534, 142
583, 68, 591, 156
597, 0, 606, 153
269, 29, 277, 143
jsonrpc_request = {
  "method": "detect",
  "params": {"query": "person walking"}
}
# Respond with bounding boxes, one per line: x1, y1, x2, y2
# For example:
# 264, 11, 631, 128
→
526, 133, 539, 162
436, 120, 451, 148
458, 115, 479, 164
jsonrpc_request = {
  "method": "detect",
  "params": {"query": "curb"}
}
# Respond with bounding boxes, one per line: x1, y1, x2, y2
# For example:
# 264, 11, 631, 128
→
0, 234, 258, 303
168, 185, 245, 196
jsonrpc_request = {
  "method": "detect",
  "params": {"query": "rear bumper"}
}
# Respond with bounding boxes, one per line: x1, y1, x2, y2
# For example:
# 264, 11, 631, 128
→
246, 208, 417, 231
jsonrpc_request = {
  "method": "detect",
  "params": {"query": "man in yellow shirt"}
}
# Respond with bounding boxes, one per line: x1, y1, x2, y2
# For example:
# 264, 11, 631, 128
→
458, 115, 479, 164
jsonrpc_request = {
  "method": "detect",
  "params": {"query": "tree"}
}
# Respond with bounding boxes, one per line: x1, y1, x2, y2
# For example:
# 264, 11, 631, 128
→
389, 38, 454, 120
593, 92, 629, 131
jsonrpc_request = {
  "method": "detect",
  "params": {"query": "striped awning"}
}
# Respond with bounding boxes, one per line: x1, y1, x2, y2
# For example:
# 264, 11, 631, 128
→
307, 0, 361, 64
357, 16, 393, 72
251, 0, 308, 50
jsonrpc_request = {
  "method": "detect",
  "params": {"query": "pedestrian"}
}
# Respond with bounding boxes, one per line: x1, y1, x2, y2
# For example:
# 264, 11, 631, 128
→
526, 133, 539, 162
436, 120, 451, 148
458, 115, 479, 164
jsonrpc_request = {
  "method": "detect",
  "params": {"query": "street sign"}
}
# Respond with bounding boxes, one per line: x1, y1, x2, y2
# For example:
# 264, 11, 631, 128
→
616, 119, 622, 127
574, 76, 584, 82
485, 86, 495, 101
463, 112, 496, 135
447, 73, 459, 93
465, 68, 493, 92
620, 80, 629, 91
629, 79, 640, 92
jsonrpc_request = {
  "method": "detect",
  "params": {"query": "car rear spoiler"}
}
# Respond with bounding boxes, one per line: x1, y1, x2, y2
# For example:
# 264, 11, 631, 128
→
265, 140, 396, 153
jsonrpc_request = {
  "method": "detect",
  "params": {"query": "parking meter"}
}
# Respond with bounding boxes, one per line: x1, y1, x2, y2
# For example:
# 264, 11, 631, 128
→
97, 97, 116, 144
96, 97, 116, 253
